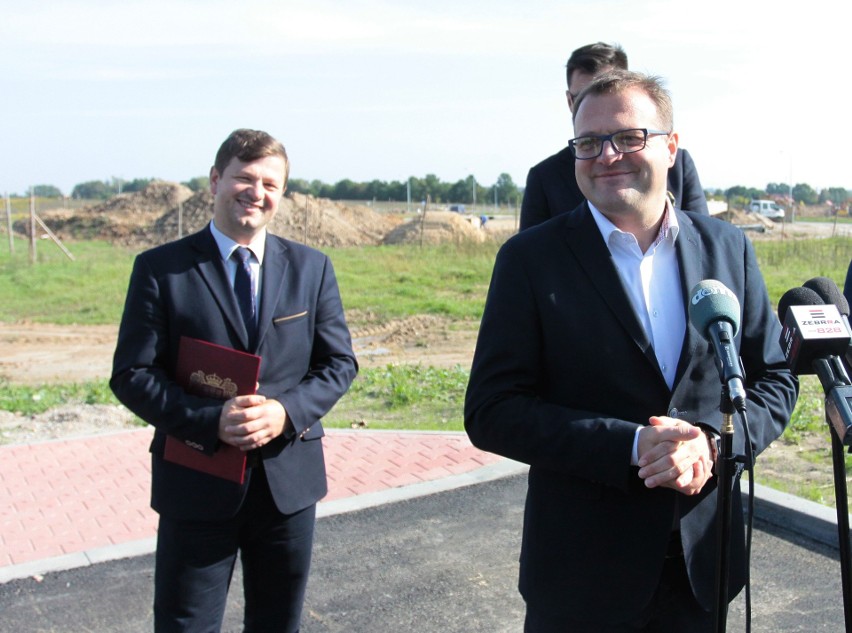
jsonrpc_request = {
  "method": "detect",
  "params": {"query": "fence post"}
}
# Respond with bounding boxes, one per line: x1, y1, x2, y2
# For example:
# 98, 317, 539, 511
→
4, 192, 12, 254
29, 190, 36, 263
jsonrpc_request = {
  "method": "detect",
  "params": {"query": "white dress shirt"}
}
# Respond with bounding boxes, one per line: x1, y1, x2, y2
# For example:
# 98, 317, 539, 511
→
588, 201, 686, 464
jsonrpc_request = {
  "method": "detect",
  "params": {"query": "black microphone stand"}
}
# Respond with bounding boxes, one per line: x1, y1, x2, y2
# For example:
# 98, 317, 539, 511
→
814, 357, 852, 631
829, 422, 852, 632
714, 386, 737, 633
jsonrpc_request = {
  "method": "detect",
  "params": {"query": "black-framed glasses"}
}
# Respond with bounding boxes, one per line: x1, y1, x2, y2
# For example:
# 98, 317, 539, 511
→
568, 128, 670, 160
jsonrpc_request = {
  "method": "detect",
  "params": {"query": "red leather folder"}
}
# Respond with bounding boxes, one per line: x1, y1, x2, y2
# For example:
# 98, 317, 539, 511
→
163, 336, 261, 484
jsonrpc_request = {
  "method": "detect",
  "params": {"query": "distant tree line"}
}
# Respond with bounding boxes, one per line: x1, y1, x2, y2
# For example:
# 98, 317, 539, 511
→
14, 176, 851, 209
20, 173, 523, 206
286, 173, 522, 206
706, 182, 851, 207
21, 177, 210, 200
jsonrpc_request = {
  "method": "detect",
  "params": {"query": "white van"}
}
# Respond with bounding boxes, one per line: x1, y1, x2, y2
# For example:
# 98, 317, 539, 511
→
749, 199, 785, 221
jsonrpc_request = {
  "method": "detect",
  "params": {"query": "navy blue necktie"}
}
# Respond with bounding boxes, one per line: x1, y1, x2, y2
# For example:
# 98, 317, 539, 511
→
232, 247, 257, 344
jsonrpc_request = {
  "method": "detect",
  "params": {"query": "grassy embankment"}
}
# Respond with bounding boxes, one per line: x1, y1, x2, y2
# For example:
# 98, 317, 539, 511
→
1, 234, 851, 502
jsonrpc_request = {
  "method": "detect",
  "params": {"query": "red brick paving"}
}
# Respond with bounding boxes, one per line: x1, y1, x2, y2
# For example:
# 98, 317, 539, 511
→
0, 429, 501, 569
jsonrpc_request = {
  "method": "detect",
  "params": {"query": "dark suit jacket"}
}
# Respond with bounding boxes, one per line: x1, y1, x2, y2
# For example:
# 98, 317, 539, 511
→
111, 225, 358, 521
464, 205, 797, 621
520, 146, 709, 230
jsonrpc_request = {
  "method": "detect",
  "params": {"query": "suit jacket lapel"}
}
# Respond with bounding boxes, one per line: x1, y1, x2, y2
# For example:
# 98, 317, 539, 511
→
672, 210, 705, 387
255, 235, 289, 350
562, 205, 660, 373
192, 225, 251, 349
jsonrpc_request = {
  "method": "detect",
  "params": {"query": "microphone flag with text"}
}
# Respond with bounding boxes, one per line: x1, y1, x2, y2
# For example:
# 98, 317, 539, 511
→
778, 280, 852, 445
688, 279, 747, 412
802, 276, 852, 376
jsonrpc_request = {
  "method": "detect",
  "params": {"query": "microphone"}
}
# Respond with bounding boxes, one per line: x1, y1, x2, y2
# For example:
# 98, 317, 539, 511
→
804, 276, 851, 317
802, 276, 852, 374
778, 286, 851, 384
778, 284, 852, 444
688, 280, 746, 411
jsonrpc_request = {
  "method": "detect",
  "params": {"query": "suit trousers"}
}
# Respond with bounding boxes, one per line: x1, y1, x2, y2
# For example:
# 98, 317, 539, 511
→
523, 536, 713, 633
153, 465, 316, 633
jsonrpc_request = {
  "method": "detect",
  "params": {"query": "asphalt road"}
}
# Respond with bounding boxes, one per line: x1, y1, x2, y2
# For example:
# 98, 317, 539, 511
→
0, 473, 846, 632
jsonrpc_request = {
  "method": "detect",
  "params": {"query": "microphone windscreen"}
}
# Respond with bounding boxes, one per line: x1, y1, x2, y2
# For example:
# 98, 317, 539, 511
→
688, 280, 741, 338
777, 286, 824, 322
803, 277, 850, 316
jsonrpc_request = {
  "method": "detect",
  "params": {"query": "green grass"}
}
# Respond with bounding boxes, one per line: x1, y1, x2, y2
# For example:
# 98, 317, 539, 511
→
0, 237, 134, 324
0, 379, 121, 415
2, 236, 847, 327
0, 366, 468, 434
328, 242, 501, 322
753, 237, 850, 303
794, 215, 852, 224
324, 364, 469, 431
0, 239, 502, 326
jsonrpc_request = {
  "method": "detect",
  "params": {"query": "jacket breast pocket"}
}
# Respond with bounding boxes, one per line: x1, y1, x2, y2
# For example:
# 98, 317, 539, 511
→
273, 310, 309, 326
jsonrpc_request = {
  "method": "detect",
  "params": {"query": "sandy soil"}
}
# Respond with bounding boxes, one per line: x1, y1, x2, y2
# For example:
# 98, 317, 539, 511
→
0, 315, 478, 445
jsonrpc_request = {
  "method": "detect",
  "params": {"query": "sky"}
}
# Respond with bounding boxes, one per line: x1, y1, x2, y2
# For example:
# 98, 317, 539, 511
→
2, 0, 849, 198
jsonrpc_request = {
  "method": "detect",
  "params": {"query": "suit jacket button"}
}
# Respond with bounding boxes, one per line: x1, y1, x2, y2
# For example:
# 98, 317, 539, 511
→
668, 408, 679, 418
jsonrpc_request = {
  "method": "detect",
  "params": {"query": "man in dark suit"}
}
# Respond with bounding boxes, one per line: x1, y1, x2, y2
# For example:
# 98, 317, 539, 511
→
465, 72, 797, 631
111, 129, 358, 632
520, 42, 708, 231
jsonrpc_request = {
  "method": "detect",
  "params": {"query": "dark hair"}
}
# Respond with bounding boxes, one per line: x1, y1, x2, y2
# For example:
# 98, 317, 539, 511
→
213, 129, 290, 184
566, 42, 628, 89
572, 70, 673, 131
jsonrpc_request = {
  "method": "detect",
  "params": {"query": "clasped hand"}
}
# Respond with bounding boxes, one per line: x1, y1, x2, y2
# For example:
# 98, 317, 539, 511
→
637, 416, 713, 495
218, 394, 287, 451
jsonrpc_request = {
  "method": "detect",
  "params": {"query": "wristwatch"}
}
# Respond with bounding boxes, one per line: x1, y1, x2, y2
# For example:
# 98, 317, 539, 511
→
704, 430, 721, 470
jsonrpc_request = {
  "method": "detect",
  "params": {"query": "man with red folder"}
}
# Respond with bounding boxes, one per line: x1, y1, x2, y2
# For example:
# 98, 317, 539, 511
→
111, 129, 358, 632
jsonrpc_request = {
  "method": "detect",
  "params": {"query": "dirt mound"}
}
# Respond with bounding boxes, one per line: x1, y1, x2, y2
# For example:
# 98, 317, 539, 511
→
29, 181, 194, 244
382, 211, 486, 245
89, 181, 194, 216
150, 190, 399, 248
28, 183, 401, 249
269, 192, 399, 248
718, 208, 777, 230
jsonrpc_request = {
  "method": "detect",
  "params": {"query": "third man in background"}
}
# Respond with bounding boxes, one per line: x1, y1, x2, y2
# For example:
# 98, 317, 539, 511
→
520, 42, 709, 230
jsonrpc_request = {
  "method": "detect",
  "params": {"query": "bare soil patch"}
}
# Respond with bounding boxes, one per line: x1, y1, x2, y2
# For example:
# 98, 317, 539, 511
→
0, 315, 477, 445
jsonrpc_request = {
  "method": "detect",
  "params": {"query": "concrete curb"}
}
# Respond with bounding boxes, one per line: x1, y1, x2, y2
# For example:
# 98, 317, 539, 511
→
749, 482, 845, 548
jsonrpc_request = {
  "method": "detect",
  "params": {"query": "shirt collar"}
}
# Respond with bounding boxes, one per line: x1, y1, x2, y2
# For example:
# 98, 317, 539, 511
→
588, 198, 680, 250
209, 220, 267, 265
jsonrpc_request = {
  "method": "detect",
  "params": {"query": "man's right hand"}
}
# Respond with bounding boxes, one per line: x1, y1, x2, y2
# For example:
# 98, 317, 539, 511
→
636, 416, 713, 495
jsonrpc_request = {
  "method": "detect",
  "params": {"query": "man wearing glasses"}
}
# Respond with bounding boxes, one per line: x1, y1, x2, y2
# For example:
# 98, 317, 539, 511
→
465, 71, 797, 631
520, 42, 708, 231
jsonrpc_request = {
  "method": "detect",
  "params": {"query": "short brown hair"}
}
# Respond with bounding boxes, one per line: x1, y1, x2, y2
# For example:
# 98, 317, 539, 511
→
213, 129, 290, 184
566, 42, 628, 89
572, 70, 673, 132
